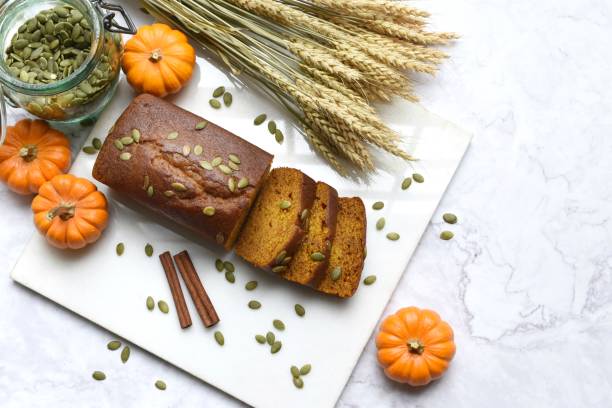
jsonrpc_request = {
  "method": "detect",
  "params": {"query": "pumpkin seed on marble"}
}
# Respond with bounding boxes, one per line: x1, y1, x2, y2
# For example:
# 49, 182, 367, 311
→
145, 243, 154, 257
440, 231, 455, 241
214, 331, 225, 346
295, 304, 305, 317
200, 161, 213, 170
212, 86, 225, 98
271, 341, 282, 354
155, 380, 166, 391
167, 131, 179, 140
92, 371, 106, 381
195, 121, 208, 130
268, 121, 277, 134
146, 296, 155, 311
223, 92, 233, 107
119, 152, 132, 161
279, 200, 292, 209
291, 366, 300, 378
274, 129, 284, 144
237, 177, 249, 189
386, 232, 400, 241
413, 173, 425, 183
255, 334, 266, 344
248, 300, 261, 310
266, 331, 275, 345
194, 145, 203, 156
293, 377, 304, 389
120, 346, 130, 363
225, 271, 235, 283
330, 267, 342, 281
82, 146, 97, 154
401, 177, 412, 190
245, 281, 258, 291
364, 275, 377, 285
116, 242, 125, 256
92, 138, 102, 150
254, 114, 267, 126
203, 206, 215, 216
273, 319, 285, 331
372, 201, 384, 210
310, 252, 325, 262
209, 99, 221, 109
443, 213, 458, 224
107, 340, 121, 350
158, 300, 169, 314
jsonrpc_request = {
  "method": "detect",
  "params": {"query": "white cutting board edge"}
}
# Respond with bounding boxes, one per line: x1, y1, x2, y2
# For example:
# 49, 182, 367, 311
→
10, 3, 473, 407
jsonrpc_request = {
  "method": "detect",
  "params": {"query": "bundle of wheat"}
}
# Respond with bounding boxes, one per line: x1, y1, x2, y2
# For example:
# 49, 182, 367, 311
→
142, 0, 456, 175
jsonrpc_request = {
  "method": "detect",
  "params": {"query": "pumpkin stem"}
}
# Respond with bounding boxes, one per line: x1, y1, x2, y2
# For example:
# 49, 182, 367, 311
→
149, 48, 163, 62
47, 203, 76, 222
19, 145, 38, 162
407, 340, 425, 355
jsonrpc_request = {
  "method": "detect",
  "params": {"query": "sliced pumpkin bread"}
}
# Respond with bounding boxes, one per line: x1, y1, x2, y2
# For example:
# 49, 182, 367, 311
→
235, 168, 316, 269
315, 197, 367, 298
281, 182, 339, 285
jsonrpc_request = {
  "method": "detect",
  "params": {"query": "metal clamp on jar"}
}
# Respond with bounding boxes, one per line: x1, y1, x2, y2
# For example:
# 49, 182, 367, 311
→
0, 0, 136, 142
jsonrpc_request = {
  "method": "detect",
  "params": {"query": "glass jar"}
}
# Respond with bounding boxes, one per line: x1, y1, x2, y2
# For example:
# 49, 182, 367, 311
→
0, 0, 135, 141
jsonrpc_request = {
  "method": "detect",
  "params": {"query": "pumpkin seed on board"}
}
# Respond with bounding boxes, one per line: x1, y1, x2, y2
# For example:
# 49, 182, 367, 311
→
223, 92, 233, 107
294, 304, 305, 317
209, 99, 221, 109
92, 138, 102, 150
268, 121, 277, 134
266, 331, 275, 345
92, 371, 106, 381
413, 173, 425, 183
401, 177, 412, 190
363, 275, 377, 285
293, 377, 304, 389
372, 201, 384, 210
253, 114, 267, 126
291, 366, 300, 378
274, 129, 284, 144
115, 242, 125, 256
214, 331, 225, 346
271, 341, 282, 354
195, 121, 208, 130
245, 281, 258, 291
145, 243, 154, 257
273, 319, 285, 331
330, 267, 342, 281
440, 231, 455, 241
107, 340, 121, 350
255, 334, 266, 344
225, 271, 235, 283
300, 364, 312, 375
212, 86, 225, 98
223, 261, 235, 272
443, 213, 458, 224
248, 300, 261, 310
120, 346, 130, 363
82, 146, 97, 154
146, 296, 154, 311
155, 380, 167, 391
376, 218, 386, 230
215, 259, 224, 272
386, 232, 400, 241
158, 300, 169, 314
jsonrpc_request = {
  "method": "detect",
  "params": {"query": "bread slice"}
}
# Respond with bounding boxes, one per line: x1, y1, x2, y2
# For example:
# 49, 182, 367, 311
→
281, 182, 339, 285
235, 168, 316, 269
315, 197, 366, 298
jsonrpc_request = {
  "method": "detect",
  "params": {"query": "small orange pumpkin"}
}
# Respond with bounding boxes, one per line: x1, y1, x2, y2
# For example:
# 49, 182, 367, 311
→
32, 174, 109, 250
122, 23, 196, 98
376, 307, 456, 386
0, 119, 71, 195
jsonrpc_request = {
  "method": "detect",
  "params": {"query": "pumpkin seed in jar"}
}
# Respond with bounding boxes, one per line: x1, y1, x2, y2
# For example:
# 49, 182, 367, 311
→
440, 231, 454, 241
209, 99, 221, 109
413, 173, 425, 183
214, 331, 225, 346
223, 92, 233, 107
273, 319, 285, 331
212, 86, 225, 98
254, 114, 267, 126
158, 300, 169, 314
248, 300, 261, 310
294, 304, 305, 317
146, 296, 154, 311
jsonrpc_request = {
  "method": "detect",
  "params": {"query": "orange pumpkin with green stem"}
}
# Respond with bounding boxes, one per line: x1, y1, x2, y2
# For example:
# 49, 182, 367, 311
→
0, 119, 71, 195
122, 23, 196, 97
32, 174, 109, 249
376, 307, 456, 386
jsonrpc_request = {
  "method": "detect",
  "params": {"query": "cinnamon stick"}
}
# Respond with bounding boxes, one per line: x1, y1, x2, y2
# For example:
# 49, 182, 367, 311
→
174, 250, 219, 327
159, 251, 192, 329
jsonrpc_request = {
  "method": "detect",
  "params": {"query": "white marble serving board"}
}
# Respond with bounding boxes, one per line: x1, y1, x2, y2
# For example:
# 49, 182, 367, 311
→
10, 4, 471, 408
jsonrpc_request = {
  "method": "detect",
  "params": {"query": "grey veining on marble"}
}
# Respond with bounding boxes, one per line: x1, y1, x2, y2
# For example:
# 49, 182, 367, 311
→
1, 0, 612, 407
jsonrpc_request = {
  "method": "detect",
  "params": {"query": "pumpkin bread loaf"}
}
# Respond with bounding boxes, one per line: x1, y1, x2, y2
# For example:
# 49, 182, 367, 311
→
92, 94, 273, 250
315, 197, 367, 298
281, 182, 338, 285
235, 168, 316, 269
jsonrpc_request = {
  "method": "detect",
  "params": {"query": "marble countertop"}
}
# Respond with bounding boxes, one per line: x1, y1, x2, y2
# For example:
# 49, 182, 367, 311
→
2, 0, 611, 407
